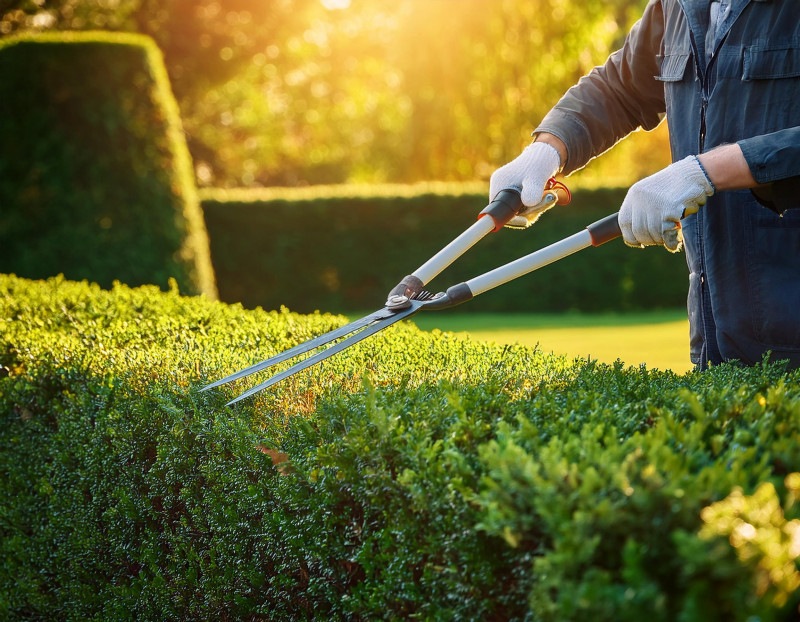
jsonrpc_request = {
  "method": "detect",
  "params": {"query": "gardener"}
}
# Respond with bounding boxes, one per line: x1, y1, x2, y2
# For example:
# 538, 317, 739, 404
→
490, 0, 800, 370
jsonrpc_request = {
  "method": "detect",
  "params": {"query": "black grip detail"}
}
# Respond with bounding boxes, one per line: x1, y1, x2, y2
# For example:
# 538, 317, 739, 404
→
388, 274, 424, 299
479, 189, 524, 231
424, 282, 474, 310
445, 282, 474, 306
587, 212, 622, 247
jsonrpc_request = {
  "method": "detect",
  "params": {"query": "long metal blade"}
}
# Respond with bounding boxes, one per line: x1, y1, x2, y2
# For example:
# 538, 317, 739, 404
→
226, 301, 423, 405
201, 307, 394, 392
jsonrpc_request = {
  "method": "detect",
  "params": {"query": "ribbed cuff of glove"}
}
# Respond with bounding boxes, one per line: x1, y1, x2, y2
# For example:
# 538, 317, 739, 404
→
618, 155, 715, 252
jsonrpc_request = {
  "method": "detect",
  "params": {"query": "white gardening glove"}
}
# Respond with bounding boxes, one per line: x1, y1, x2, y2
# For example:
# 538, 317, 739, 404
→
618, 156, 715, 252
489, 142, 561, 229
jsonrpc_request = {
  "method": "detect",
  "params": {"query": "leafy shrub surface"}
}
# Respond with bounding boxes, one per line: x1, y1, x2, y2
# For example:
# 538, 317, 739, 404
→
0, 32, 216, 298
200, 183, 686, 314
2, 273, 800, 620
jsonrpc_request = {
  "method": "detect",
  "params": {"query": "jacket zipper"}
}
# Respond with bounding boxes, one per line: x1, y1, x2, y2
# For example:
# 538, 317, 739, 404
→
683, 14, 710, 367
699, 95, 707, 152
684, 26, 709, 153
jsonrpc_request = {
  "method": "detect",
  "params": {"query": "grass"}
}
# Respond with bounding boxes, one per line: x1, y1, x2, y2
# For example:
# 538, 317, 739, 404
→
407, 308, 694, 374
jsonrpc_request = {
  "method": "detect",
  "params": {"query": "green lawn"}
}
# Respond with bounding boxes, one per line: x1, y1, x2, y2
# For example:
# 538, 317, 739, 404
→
408, 309, 694, 374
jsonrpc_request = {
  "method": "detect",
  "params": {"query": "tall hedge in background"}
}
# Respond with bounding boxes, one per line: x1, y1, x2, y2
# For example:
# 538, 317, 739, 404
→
0, 32, 216, 298
201, 183, 688, 314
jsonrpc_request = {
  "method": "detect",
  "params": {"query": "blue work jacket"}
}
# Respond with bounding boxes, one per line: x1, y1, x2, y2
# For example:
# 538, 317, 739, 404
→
536, 0, 800, 369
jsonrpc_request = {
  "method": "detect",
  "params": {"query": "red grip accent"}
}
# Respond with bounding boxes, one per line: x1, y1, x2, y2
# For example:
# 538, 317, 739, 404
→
546, 178, 571, 205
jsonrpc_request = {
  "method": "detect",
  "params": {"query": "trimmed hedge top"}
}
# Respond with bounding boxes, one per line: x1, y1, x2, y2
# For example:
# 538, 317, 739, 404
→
0, 31, 216, 298
3, 273, 800, 620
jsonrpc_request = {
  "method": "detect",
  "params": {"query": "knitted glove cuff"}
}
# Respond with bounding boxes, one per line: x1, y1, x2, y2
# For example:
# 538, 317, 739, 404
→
692, 156, 717, 195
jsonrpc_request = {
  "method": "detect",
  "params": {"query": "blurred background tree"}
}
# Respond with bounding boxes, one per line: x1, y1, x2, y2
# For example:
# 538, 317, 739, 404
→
1, 0, 667, 188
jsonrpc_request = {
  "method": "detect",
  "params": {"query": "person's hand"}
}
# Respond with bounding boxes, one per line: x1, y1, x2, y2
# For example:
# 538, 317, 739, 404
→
489, 142, 561, 228
618, 156, 715, 252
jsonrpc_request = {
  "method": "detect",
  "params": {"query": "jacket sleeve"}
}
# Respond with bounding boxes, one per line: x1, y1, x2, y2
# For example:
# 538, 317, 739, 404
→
740, 127, 800, 211
534, 0, 666, 175
738, 127, 800, 184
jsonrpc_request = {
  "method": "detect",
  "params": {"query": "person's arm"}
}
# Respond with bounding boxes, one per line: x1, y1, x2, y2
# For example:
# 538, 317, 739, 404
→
534, 0, 666, 174
697, 140, 800, 213
488, 1, 664, 220
619, 139, 798, 252
696, 143, 757, 191
738, 127, 800, 184
737, 127, 800, 212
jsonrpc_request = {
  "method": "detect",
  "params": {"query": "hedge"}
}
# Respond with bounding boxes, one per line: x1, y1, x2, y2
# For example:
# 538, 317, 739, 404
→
3, 273, 800, 620
201, 183, 688, 314
0, 32, 216, 298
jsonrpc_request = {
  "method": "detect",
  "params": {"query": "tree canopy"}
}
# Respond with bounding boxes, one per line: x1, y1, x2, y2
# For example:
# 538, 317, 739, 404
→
2, 0, 667, 188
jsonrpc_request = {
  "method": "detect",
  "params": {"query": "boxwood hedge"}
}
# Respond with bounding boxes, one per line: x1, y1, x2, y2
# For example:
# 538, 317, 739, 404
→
0, 32, 216, 298
3, 273, 800, 620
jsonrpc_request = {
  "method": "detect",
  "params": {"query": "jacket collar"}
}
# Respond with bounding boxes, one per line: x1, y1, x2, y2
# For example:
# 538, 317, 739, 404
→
676, 0, 764, 68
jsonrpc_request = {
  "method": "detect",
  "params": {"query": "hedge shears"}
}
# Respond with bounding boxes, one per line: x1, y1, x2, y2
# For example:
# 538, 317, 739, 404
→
203, 182, 624, 405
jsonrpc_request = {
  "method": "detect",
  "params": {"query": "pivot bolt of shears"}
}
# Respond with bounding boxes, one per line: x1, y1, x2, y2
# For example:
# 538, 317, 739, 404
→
386, 294, 411, 310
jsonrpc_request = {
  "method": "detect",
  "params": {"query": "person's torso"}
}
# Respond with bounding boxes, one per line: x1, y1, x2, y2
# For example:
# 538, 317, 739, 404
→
659, 0, 800, 366
659, 0, 800, 158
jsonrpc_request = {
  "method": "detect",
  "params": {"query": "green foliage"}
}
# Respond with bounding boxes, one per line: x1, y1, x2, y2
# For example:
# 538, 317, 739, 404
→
473, 373, 800, 622
2, 0, 665, 188
699, 473, 800, 609
0, 32, 216, 297
3, 273, 800, 620
201, 183, 688, 313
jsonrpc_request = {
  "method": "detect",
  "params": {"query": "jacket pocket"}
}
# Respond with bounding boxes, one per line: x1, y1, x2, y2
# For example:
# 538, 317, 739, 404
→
743, 43, 800, 80
655, 53, 691, 82
656, 51, 695, 158
745, 207, 800, 350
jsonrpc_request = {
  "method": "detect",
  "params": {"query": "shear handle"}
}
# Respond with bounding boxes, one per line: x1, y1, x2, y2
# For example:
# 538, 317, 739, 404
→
478, 188, 525, 231
391, 186, 551, 300
434, 211, 624, 302
586, 212, 622, 246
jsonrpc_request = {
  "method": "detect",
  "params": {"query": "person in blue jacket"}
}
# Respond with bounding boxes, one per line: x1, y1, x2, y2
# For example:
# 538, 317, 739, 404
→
491, 0, 800, 370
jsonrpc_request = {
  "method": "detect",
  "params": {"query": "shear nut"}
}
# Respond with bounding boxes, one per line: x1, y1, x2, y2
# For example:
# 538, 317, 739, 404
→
386, 294, 411, 310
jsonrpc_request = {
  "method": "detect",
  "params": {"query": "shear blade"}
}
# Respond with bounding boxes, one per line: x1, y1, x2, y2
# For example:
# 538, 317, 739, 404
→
225, 301, 423, 406
201, 307, 395, 393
